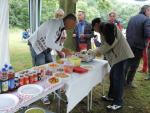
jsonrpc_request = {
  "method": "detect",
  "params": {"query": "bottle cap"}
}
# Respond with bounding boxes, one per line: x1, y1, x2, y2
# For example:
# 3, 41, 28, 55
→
4, 64, 8, 68
9, 66, 13, 70
2, 68, 6, 72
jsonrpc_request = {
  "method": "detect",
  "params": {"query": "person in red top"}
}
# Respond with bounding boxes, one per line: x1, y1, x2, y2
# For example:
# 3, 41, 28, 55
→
145, 38, 150, 80
108, 12, 123, 31
139, 38, 150, 73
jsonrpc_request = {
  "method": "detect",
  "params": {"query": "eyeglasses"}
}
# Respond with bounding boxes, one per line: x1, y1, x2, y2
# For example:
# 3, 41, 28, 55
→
110, 15, 115, 17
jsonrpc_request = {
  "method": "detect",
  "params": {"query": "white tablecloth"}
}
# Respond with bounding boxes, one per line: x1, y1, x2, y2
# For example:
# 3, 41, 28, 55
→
0, 59, 110, 113
0, 77, 63, 113
65, 59, 110, 113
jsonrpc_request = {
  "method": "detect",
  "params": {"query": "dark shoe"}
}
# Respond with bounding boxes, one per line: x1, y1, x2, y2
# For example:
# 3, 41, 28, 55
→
107, 104, 122, 111
101, 96, 113, 102
126, 83, 137, 88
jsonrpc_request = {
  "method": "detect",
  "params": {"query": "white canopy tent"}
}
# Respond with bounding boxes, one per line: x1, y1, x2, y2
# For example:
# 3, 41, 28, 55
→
0, 0, 9, 68
29, 0, 41, 33
117, 0, 150, 4
0, 0, 150, 68
0, 0, 41, 68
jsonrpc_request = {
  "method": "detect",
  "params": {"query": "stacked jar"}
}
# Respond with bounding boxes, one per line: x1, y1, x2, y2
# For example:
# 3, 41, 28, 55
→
0, 64, 15, 93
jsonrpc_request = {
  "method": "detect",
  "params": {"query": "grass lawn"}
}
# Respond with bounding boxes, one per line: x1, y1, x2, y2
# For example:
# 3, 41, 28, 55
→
10, 28, 150, 113
9, 28, 32, 71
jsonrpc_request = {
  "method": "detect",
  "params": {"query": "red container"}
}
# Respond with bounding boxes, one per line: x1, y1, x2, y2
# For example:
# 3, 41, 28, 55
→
29, 74, 34, 84
63, 65, 73, 74
33, 73, 38, 82
73, 66, 88, 73
79, 43, 87, 51
19, 76, 24, 86
24, 75, 29, 85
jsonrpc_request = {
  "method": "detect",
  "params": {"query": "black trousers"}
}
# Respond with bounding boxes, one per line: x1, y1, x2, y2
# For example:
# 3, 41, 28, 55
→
108, 60, 126, 105
124, 47, 143, 84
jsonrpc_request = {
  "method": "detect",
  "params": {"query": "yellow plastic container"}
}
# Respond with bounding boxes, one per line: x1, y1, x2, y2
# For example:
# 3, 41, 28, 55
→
68, 57, 81, 66
25, 107, 45, 113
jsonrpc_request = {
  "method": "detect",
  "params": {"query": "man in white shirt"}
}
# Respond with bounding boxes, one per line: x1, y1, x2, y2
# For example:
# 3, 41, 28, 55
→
28, 14, 76, 66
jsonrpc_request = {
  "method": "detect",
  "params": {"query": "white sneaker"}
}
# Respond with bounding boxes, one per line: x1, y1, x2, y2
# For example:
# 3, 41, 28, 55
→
107, 104, 122, 111
41, 96, 50, 105
101, 96, 114, 101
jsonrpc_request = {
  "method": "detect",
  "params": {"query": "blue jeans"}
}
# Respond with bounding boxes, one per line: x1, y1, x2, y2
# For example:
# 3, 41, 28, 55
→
29, 45, 53, 66
108, 60, 126, 105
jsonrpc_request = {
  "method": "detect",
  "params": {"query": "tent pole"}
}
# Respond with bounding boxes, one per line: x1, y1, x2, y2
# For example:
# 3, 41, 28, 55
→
29, 0, 41, 33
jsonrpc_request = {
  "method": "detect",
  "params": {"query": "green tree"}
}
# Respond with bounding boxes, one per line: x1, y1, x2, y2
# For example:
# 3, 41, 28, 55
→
76, 0, 111, 22
41, 0, 59, 23
9, 0, 29, 29
109, 1, 140, 27
59, 0, 77, 14
9, 0, 59, 28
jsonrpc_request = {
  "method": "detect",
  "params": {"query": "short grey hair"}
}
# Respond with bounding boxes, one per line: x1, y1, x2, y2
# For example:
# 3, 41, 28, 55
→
139, 5, 150, 15
55, 9, 65, 19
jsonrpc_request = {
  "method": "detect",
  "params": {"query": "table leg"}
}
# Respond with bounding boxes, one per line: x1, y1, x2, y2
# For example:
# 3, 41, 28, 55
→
90, 89, 93, 110
87, 93, 90, 112
102, 81, 105, 95
56, 89, 61, 113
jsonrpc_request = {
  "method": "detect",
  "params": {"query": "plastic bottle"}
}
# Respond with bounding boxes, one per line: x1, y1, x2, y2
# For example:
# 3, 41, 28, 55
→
8, 66, 15, 79
1, 68, 9, 93
8, 66, 15, 91
1, 68, 8, 80
4, 64, 9, 71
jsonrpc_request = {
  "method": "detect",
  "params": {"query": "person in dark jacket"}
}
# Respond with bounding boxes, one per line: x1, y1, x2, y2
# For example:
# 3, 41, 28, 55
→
108, 12, 123, 31
73, 11, 92, 51
124, 5, 150, 87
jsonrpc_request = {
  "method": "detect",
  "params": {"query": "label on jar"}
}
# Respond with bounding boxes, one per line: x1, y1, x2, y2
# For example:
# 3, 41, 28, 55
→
19, 76, 24, 86
2, 80, 9, 92
15, 77, 19, 88
8, 79, 15, 90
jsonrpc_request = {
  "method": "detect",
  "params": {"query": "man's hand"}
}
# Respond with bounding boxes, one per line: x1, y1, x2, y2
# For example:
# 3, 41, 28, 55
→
61, 48, 74, 57
73, 34, 76, 37
57, 51, 65, 58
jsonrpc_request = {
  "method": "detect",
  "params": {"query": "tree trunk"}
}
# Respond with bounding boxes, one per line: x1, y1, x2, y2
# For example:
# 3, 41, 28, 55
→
59, 0, 78, 51
59, 0, 77, 14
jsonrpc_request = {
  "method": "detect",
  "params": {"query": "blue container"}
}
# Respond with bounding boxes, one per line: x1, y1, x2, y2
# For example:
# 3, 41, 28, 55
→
8, 78, 15, 90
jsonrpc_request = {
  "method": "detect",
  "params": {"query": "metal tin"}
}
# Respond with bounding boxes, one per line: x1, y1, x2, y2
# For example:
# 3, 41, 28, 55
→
24, 75, 29, 85
19, 75, 24, 86
29, 74, 34, 84
15, 77, 19, 88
